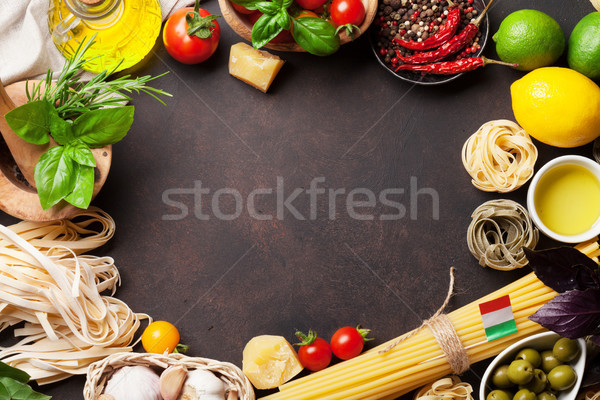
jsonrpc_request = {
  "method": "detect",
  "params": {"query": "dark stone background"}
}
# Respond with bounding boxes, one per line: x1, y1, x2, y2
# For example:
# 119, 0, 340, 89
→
0, 0, 596, 398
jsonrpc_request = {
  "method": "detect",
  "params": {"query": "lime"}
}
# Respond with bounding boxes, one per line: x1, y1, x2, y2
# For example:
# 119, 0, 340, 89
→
568, 12, 600, 80
493, 10, 565, 71
511, 67, 600, 148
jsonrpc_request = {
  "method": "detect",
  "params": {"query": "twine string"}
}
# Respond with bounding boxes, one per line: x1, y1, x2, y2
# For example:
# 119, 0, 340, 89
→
380, 267, 470, 374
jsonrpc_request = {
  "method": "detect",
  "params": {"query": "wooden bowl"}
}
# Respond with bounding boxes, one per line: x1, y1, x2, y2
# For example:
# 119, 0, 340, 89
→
218, 0, 378, 52
0, 80, 111, 222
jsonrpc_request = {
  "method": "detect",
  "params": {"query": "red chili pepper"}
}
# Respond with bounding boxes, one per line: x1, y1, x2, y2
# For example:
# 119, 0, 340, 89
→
394, 56, 517, 75
394, 5, 460, 51
395, 0, 494, 64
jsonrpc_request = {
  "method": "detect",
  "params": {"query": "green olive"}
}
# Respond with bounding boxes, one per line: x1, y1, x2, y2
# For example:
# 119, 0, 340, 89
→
493, 365, 515, 389
520, 369, 547, 394
516, 348, 542, 368
513, 388, 537, 400
508, 359, 535, 385
547, 365, 577, 391
488, 390, 514, 400
537, 392, 557, 400
540, 351, 561, 374
552, 338, 580, 363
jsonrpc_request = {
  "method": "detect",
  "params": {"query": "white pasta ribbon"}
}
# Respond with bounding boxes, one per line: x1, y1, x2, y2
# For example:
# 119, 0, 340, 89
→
0, 208, 149, 384
414, 376, 474, 400
462, 120, 538, 193
591, 0, 600, 11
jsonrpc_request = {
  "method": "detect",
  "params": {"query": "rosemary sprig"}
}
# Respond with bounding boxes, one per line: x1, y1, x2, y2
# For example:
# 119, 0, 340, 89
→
26, 35, 171, 120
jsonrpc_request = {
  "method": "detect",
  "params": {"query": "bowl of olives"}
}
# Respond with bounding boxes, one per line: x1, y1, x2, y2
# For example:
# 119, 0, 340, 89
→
480, 332, 586, 400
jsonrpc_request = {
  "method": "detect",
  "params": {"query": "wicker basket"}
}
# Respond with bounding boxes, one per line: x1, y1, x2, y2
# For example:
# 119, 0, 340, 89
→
83, 352, 255, 400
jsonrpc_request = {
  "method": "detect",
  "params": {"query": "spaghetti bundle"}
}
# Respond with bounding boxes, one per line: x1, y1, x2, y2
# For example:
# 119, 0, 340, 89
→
462, 120, 538, 193
0, 208, 149, 384
260, 272, 557, 400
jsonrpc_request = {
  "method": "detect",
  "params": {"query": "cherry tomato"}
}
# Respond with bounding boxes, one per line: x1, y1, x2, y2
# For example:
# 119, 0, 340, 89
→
142, 321, 182, 354
296, 10, 320, 18
248, 11, 293, 43
295, 0, 328, 11
295, 330, 332, 372
163, 5, 221, 64
330, 326, 372, 360
230, 1, 254, 14
329, 0, 365, 26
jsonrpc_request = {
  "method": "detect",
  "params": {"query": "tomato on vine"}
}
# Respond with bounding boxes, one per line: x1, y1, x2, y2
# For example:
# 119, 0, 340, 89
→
330, 325, 372, 360
163, 0, 221, 64
329, 0, 365, 37
295, 330, 332, 372
141, 321, 189, 354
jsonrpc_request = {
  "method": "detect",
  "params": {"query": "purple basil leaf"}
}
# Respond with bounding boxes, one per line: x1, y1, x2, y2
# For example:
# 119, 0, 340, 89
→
529, 288, 600, 339
582, 352, 600, 388
524, 247, 600, 292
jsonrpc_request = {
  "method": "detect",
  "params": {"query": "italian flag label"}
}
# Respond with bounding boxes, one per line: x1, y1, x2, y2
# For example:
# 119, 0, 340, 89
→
479, 295, 518, 342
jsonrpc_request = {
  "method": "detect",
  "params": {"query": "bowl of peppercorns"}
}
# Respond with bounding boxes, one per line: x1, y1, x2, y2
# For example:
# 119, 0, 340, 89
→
370, 0, 490, 85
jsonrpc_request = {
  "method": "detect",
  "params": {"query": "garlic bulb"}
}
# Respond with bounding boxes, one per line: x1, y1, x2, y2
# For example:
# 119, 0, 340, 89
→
177, 369, 226, 400
103, 366, 162, 400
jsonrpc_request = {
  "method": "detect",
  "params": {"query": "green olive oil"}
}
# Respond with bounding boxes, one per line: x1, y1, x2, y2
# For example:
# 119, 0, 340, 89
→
534, 163, 600, 236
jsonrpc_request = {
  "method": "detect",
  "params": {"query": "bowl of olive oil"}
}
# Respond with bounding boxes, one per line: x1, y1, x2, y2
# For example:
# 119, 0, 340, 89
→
527, 155, 600, 243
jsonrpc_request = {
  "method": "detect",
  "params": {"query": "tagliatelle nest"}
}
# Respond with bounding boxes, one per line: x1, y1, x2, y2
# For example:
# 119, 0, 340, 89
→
467, 199, 539, 271
414, 376, 474, 400
84, 352, 255, 400
462, 120, 538, 193
0, 208, 150, 384
591, 0, 600, 11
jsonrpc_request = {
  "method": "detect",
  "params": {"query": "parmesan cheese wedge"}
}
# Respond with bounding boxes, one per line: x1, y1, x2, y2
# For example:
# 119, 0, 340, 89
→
242, 335, 303, 389
229, 43, 285, 93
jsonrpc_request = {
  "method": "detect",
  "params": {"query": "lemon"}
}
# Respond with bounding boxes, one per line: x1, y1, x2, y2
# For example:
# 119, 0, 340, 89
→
511, 67, 600, 148
493, 10, 565, 71
568, 12, 600, 80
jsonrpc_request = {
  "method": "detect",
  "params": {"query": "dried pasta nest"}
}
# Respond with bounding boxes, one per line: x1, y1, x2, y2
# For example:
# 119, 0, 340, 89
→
84, 352, 255, 400
462, 120, 538, 193
467, 199, 539, 271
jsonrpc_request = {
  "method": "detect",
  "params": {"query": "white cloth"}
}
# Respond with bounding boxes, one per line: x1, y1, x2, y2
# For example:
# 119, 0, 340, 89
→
0, 0, 192, 85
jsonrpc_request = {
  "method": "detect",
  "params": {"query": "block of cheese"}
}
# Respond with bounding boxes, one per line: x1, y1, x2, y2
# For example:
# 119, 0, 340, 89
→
242, 335, 303, 389
229, 43, 285, 93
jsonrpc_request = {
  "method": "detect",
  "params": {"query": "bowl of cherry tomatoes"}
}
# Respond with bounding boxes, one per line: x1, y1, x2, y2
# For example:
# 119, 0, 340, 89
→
218, 0, 378, 52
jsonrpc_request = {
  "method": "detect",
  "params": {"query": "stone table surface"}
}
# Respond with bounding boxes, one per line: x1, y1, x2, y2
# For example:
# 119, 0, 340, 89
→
0, 0, 597, 398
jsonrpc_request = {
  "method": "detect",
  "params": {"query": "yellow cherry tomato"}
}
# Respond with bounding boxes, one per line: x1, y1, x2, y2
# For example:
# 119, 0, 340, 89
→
142, 321, 180, 354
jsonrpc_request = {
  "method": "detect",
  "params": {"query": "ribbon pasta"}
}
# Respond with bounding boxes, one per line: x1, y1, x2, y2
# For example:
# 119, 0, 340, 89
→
0, 208, 149, 384
462, 120, 537, 193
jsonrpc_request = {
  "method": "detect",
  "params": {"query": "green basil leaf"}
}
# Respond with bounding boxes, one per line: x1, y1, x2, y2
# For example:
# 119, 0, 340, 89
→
229, 0, 259, 10
252, 13, 284, 49
292, 16, 340, 56
34, 146, 77, 210
4, 100, 52, 145
0, 363, 29, 384
276, 11, 291, 30
256, 1, 280, 14
282, 0, 294, 9
64, 164, 94, 209
72, 106, 134, 147
64, 141, 96, 167
48, 112, 73, 145
0, 377, 51, 400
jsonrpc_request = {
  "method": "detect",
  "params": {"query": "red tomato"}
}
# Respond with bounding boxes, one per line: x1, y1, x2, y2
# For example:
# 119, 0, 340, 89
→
295, 330, 332, 372
230, 1, 254, 14
247, 11, 293, 43
330, 326, 371, 360
329, 0, 365, 26
296, 10, 319, 18
295, 0, 328, 10
163, 7, 221, 64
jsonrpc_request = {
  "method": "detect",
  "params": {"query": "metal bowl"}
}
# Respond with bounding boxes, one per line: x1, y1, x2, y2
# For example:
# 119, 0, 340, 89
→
370, 0, 490, 85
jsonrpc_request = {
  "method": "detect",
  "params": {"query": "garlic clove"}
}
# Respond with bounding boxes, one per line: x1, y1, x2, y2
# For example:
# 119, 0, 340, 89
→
104, 366, 162, 400
177, 369, 226, 400
160, 365, 188, 400
97, 395, 115, 400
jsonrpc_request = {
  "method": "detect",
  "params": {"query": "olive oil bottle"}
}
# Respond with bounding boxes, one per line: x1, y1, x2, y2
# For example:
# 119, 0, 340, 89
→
48, 0, 162, 73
